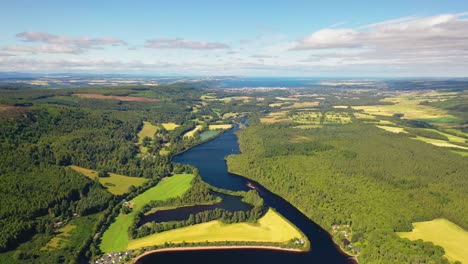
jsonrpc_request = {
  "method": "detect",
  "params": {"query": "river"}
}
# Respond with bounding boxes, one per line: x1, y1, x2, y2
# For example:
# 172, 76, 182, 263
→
137, 121, 355, 264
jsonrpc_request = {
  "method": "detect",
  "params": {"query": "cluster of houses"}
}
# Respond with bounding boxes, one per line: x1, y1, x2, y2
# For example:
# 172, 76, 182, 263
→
92, 251, 133, 264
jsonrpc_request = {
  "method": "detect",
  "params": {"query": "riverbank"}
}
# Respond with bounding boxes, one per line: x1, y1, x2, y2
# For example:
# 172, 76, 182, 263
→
132, 245, 304, 263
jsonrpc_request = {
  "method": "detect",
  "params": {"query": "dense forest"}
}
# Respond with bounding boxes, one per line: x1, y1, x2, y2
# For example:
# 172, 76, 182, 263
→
227, 120, 468, 263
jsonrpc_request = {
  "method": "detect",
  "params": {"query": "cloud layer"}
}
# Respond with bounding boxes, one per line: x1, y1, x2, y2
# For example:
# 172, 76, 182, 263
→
3, 32, 127, 54
292, 13, 468, 66
145, 38, 229, 50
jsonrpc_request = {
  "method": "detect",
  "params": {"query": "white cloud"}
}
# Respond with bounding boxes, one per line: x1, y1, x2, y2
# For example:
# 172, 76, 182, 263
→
145, 38, 229, 50
3, 32, 127, 55
3, 45, 83, 54
291, 13, 468, 67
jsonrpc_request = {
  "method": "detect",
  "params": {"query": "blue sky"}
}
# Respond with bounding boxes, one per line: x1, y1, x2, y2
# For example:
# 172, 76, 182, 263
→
1, 0, 468, 76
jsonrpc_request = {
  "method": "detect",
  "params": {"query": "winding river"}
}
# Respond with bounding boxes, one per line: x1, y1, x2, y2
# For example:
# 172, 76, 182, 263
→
137, 121, 355, 264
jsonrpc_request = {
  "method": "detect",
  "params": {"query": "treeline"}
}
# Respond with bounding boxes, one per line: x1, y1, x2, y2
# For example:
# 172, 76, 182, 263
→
227, 122, 468, 263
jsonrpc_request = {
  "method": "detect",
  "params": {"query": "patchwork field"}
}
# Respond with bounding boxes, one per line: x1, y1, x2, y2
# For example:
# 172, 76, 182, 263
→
398, 219, 468, 263
100, 174, 194, 253
127, 209, 306, 250
74, 93, 159, 102
69, 165, 148, 195
353, 92, 456, 125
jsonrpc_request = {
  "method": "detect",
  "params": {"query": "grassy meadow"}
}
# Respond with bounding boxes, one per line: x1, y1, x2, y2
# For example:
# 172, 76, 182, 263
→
127, 209, 306, 250
398, 219, 468, 263
99, 174, 194, 253
69, 165, 148, 195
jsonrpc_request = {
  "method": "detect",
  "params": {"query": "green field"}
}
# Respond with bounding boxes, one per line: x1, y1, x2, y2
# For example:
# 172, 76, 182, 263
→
69, 165, 148, 195
127, 209, 306, 250
398, 219, 468, 263
200, 130, 221, 141
138, 121, 159, 153
99, 174, 194, 253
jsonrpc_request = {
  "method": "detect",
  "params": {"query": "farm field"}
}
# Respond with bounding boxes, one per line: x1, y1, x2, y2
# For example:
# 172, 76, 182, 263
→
352, 92, 456, 125
412, 137, 468, 150
69, 165, 148, 195
376, 125, 406, 134
184, 125, 203, 138
127, 209, 306, 250
138, 121, 159, 153
161, 122, 179, 130
260, 111, 290, 124
282, 101, 320, 109
398, 219, 468, 263
209, 124, 232, 130
99, 174, 194, 253
200, 130, 221, 141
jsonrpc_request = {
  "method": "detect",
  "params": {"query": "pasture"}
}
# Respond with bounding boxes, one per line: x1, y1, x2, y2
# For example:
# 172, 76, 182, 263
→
99, 174, 194, 253
127, 209, 306, 250
260, 111, 290, 124
69, 165, 148, 195
398, 219, 468, 263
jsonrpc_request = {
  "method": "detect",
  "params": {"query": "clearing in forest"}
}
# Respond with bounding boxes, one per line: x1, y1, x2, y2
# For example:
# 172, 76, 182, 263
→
69, 165, 148, 195
398, 219, 468, 263
137, 121, 159, 153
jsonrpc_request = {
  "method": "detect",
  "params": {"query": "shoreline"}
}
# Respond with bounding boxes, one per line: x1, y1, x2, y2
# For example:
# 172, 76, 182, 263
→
132, 245, 304, 263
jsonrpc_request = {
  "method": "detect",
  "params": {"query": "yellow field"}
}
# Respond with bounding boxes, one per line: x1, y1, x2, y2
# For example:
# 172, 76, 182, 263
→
41, 224, 76, 250
398, 219, 468, 263
127, 209, 305, 250
161, 122, 179, 130
222, 112, 239, 119
282, 101, 320, 109
138, 121, 159, 153
412, 137, 468, 150
333, 106, 349, 109
260, 111, 290, 124
275, 97, 299, 101
421, 129, 467, 143
376, 126, 406, 134
209, 124, 233, 130
184, 125, 203, 138
69, 165, 148, 195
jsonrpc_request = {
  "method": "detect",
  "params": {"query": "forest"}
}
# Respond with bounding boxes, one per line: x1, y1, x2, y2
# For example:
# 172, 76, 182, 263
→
227, 118, 468, 263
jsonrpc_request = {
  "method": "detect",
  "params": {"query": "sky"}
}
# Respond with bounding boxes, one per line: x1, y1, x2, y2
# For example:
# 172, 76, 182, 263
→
1, 0, 468, 77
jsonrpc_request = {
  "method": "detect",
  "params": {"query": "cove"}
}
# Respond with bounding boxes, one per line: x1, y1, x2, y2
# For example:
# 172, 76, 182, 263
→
137, 121, 355, 264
